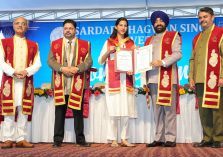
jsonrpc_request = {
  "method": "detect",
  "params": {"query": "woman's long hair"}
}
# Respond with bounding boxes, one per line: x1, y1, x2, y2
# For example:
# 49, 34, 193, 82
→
110, 17, 129, 39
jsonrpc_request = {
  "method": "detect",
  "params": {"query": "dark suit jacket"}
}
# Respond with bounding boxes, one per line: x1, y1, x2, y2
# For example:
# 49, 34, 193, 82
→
47, 38, 93, 89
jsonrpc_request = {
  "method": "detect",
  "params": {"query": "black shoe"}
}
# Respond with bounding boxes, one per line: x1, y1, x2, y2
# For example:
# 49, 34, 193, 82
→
164, 141, 176, 147
193, 140, 212, 147
77, 142, 91, 147
52, 142, 62, 148
146, 141, 164, 147
212, 141, 221, 148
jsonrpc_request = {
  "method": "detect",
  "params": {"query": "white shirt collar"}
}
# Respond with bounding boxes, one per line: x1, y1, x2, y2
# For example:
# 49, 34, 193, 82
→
64, 37, 76, 44
14, 34, 26, 40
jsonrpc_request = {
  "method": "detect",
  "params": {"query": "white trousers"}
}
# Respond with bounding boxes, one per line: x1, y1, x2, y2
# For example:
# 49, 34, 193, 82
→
2, 106, 28, 142
107, 116, 129, 141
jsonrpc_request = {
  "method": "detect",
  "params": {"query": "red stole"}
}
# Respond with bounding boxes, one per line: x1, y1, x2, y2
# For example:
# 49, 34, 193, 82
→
107, 37, 134, 93
145, 31, 180, 106
193, 25, 223, 109
0, 90, 3, 123
1, 37, 38, 115
52, 38, 90, 110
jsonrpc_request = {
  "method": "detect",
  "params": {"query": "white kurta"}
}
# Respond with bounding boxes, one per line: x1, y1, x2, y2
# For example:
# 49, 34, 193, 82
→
0, 35, 41, 142
98, 40, 137, 118
0, 35, 42, 107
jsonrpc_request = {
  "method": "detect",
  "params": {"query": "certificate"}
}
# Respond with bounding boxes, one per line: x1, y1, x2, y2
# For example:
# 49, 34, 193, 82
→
134, 45, 152, 74
115, 48, 133, 72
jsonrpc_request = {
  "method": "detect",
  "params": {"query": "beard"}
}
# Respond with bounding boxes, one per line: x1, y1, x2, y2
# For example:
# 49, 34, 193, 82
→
154, 25, 166, 33
64, 32, 74, 39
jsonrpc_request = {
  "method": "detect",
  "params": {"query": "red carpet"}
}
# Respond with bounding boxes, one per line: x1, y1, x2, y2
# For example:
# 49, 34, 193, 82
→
0, 143, 223, 157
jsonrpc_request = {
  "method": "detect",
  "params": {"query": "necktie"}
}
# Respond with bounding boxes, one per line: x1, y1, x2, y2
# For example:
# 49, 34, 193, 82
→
65, 41, 72, 94
67, 41, 72, 66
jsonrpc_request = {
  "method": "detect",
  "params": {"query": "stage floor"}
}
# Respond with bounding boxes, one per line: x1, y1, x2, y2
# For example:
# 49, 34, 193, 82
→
0, 143, 223, 157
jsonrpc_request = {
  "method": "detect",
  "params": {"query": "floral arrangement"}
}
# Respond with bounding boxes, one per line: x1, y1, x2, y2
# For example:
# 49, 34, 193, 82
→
33, 83, 195, 99
136, 85, 150, 95
90, 84, 105, 97
34, 88, 53, 98
178, 84, 195, 95
136, 84, 195, 96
